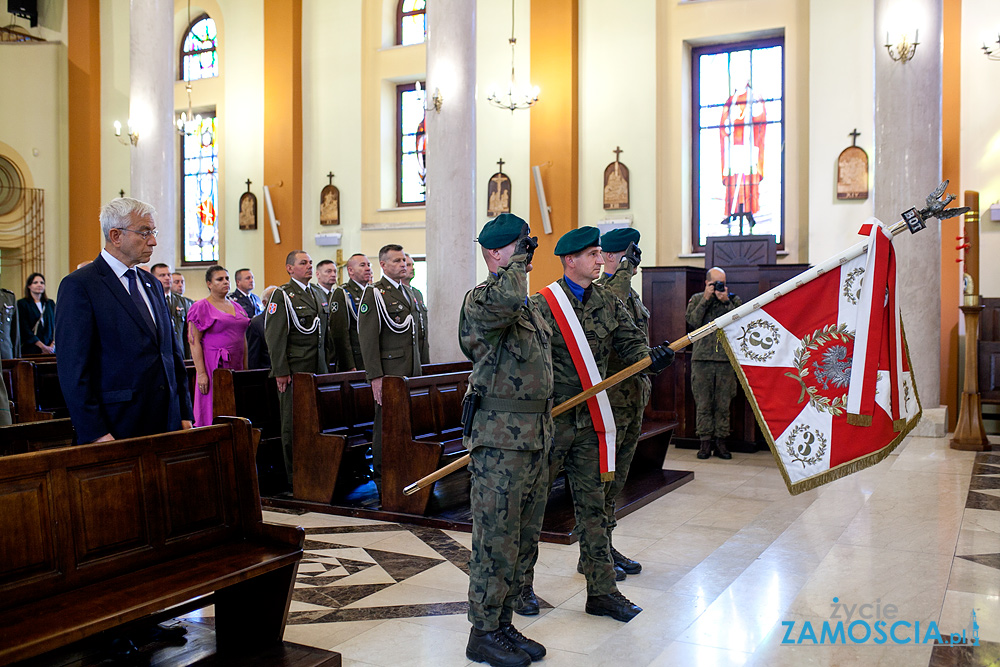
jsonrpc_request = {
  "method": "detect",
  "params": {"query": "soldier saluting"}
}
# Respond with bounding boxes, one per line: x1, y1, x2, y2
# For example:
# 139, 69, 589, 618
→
518, 226, 675, 623
461, 214, 550, 667
358, 244, 429, 492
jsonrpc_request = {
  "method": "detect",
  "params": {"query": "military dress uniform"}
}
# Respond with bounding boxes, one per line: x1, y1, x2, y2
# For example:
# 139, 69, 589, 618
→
357, 276, 428, 481
168, 292, 193, 358
315, 285, 355, 371
685, 288, 743, 454
265, 279, 337, 483
408, 284, 431, 363
0, 287, 17, 425
342, 279, 366, 370
595, 234, 652, 569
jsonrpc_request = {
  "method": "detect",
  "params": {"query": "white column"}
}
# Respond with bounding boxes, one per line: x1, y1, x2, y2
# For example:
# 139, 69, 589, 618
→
874, 0, 944, 435
130, 0, 177, 268
425, 0, 477, 363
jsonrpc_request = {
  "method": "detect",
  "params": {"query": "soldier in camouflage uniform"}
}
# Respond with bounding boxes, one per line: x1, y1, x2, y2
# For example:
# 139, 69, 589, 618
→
519, 227, 675, 624
461, 213, 550, 667
265, 250, 340, 485
593, 228, 651, 580
685, 266, 742, 459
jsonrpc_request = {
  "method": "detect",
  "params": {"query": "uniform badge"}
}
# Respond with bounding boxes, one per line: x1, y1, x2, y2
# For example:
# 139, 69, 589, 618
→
332, 301, 339, 312
360, 303, 369, 314
268, 302, 277, 315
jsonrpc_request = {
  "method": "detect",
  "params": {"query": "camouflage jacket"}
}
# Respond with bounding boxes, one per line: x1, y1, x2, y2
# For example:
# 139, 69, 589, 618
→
685, 291, 743, 361
531, 278, 650, 429
597, 260, 652, 409
459, 254, 554, 452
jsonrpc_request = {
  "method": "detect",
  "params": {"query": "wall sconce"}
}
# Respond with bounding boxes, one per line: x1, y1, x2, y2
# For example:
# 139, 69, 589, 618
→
885, 30, 919, 63
113, 119, 139, 146
429, 87, 443, 113
983, 34, 1000, 61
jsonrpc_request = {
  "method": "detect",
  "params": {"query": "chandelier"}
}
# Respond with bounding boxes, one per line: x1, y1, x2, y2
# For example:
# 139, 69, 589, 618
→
176, 81, 202, 136
984, 34, 1000, 61
487, 0, 539, 113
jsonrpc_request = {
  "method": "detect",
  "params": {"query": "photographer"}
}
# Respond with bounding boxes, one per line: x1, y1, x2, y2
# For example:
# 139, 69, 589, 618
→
685, 267, 742, 460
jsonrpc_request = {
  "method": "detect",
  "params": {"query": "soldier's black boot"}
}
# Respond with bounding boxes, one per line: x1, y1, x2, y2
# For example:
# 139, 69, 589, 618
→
697, 437, 712, 459
467, 628, 531, 667
585, 591, 642, 622
513, 585, 539, 616
611, 545, 642, 575
714, 438, 733, 460
500, 623, 546, 661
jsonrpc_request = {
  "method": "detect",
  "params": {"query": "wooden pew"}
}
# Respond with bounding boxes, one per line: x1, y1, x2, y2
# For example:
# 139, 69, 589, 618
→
380, 371, 471, 515
212, 368, 284, 493
0, 417, 75, 456
0, 417, 304, 665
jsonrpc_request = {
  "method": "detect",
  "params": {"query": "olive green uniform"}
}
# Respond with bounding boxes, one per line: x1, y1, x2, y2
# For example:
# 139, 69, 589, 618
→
408, 284, 431, 364
342, 279, 366, 370
685, 291, 743, 438
524, 279, 651, 596
460, 253, 554, 631
596, 260, 652, 539
168, 293, 193, 359
316, 285, 355, 372
357, 276, 428, 480
265, 279, 337, 483
0, 288, 17, 425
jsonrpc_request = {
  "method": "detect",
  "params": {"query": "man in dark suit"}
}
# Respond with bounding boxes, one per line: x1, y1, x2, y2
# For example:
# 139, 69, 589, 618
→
55, 197, 194, 444
230, 268, 263, 318
246, 285, 277, 370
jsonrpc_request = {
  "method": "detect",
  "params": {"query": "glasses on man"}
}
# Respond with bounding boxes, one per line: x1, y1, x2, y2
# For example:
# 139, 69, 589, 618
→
120, 228, 159, 240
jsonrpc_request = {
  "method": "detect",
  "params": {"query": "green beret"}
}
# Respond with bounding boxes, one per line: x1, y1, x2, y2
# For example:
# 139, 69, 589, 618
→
600, 227, 640, 253
553, 226, 601, 256
477, 213, 527, 249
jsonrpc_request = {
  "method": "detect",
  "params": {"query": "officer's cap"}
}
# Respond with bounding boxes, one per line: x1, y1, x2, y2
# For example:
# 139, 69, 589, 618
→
554, 226, 601, 256
600, 227, 641, 253
477, 213, 528, 249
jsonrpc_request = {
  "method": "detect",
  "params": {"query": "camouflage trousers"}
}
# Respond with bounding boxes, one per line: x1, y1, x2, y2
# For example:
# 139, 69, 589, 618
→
603, 401, 645, 538
691, 360, 738, 438
524, 408, 619, 597
468, 446, 548, 630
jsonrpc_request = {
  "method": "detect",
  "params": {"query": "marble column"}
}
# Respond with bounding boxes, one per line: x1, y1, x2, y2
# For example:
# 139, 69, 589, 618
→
130, 0, 176, 268
425, 0, 477, 363
874, 0, 945, 435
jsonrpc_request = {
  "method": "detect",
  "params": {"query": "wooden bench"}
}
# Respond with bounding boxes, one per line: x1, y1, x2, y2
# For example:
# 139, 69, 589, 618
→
1, 359, 56, 423
0, 417, 75, 456
0, 417, 304, 665
213, 368, 285, 493
381, 371, 471, 515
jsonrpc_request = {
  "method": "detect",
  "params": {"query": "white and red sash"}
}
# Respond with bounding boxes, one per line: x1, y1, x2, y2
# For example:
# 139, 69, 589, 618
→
539, 281, 617, 481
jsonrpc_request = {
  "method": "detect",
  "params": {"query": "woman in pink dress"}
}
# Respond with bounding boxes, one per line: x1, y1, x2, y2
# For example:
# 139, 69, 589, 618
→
188, 266, 250, 427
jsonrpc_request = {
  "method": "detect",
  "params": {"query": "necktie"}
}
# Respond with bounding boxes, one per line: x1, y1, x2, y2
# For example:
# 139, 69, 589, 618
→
401, 285, 412, 305
126, 269, 156, 334
251, 293, 261, 316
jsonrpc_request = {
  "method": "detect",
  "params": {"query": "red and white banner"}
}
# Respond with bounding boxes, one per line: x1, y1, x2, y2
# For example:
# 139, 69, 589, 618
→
539, 282, 617, 481
717, 220, 921, 494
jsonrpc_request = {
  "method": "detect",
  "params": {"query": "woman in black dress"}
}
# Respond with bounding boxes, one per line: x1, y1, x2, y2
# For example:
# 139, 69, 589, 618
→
17, 272, 56, 355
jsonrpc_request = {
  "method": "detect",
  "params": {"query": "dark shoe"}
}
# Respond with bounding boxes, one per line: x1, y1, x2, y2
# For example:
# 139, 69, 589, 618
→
577, 559, 626, 580
106, 638, 139, 662
513, 585, 539, 616
697, 437, 712, 459
585, 591, 642, 622
500, 623, 546, 661
466, 628, 531, 667
714, 438, 733, 460
611, 546, 642, 575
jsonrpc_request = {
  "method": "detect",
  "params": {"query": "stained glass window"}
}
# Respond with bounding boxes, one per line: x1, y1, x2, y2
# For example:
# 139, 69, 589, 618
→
397, 82, 426, 207
180, 14, 218, 82
397, 0, 426, 46
181, 114, 219, 264
692, 38, 784, 250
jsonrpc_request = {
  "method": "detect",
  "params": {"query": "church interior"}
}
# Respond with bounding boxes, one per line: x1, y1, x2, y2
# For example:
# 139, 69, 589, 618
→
1, 0, 999, 665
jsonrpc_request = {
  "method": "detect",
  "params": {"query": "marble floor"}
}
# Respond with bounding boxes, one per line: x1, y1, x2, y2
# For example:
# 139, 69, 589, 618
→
184, 434, 999, 666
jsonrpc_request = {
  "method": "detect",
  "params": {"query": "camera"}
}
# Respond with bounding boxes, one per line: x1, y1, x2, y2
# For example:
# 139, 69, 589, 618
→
713, 280, 726, 292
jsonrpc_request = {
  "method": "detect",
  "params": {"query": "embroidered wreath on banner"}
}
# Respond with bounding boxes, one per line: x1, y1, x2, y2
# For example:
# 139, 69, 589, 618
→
737, 319, 781, 363
785, 423, 828, 467
842, 267, 865, 305
784, 323, 854, 416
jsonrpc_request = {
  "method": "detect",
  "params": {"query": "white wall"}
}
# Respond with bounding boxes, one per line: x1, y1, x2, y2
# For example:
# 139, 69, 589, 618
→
807, 0, 875, 261
962, 0, 1000, 298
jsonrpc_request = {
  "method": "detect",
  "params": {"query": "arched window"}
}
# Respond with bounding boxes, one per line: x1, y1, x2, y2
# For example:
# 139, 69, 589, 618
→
396, 0, 426, 46
180, 14, 218, 81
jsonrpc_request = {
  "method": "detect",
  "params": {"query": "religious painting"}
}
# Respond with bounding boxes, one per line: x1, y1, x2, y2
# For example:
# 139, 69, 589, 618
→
239, 190, 257, 230
837, 146, 869, 200
487, 171, 511, 217
320, 184, 340, 225
603, 159, 630, 210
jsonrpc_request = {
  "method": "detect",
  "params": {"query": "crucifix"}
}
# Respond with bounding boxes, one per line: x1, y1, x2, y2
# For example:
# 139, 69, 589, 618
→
327, 172, 335, 185
119, 189, 125, 198
849, 129, 860, 147
496, 157, 505, 174
613, 146, 623, 162
245, 178, 252, 193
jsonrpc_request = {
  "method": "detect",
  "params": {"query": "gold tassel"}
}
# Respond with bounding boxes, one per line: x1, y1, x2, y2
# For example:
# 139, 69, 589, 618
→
600, 471, 615, 482
892, 418, 907, 432
847, 413, 873, 427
